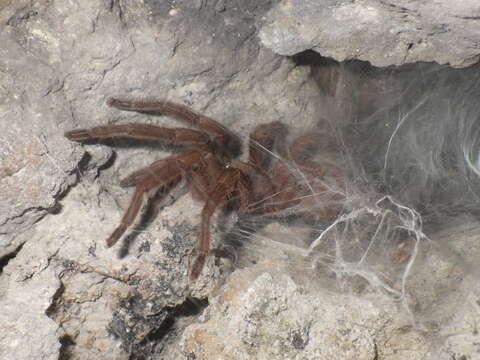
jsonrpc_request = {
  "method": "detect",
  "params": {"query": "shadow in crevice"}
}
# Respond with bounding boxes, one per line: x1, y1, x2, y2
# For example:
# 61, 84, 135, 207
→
0, 242, 24, 274
292, 50, 480, 217
127, 297, 209, 360
117, 183, 187, 258
58, 334, 76, 360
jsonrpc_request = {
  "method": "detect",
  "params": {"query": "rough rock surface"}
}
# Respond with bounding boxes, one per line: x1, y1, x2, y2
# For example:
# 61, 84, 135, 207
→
0, 29, 81, 258
177, 218, 480, 360
0, 0, 328, 359
259, 0, 480, 68
181, 265, 394, 360
0, 264, 62, 360
2, 0, 480, 360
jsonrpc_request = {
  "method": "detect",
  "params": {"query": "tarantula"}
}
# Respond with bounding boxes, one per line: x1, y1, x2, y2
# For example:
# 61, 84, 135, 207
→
65, 97, 343, 280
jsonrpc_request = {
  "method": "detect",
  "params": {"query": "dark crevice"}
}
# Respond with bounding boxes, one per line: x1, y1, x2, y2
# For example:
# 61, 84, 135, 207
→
170, 296, 209, 318
44, 282, 72, 359
55, 151, 93, 203
76, 150, 93, 171
7, 8, 39, 26
45, 282, 65, 318
58, 334, 76, 360
127, 296, 209, 360
0, 242, 24, 274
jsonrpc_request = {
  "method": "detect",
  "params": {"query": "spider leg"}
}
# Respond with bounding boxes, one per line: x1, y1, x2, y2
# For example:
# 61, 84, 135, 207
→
221, 122, 290, 215
248, 157, 340, 217
248, 121, 288, 169
107, 149, 207, 246
239, 159, 324, 216
259, 148, 344, 218
187, 153, 224, 201
118, 149, 208, 189
189, 168, 251, 280
65, 124, 209, 146
106, 184, 149, 247
119, 159, 169, 188
287, 132, 345, 197
285, 131, 341, 164
246, 129, 345, 217
107, 97, 241, 156
231, 160, 276, 212
241, 183, 301, 215
107, 176, 187, 247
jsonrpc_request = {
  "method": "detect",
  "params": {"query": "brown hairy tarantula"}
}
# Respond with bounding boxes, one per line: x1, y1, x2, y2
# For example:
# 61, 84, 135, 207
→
65, 97, 343, 280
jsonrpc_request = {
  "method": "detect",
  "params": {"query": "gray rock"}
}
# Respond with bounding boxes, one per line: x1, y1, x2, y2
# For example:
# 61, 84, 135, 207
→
0, 26, 81, 258
259, 0, 480, 67
0, 0, 327, 358
180, 264, 415, 360
0, 263, 62, 360
179, 218, 480, 360
2, 0, 480, 359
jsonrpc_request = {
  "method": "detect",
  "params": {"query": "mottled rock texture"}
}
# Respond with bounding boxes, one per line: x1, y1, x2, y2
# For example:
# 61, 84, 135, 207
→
181, 266, 395, 360
0, 0, 327, 358
259, 0, 480, 68
2, 0, 480, 360
0, 266, 62, 360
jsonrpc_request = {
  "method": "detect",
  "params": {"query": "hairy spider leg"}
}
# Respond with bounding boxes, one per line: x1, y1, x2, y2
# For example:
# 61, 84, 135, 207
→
243, 131, 343, 217
248, 121, 288, 169
106, 97, 241, 157
287, 133, 345, 218
106, 150, 209, 247
189, 121, 292, 279
272, 132, 344, 218
119, 159, 170, 188
105, 159, 182, 247
240, 121, 294, 215
286, 132, 324, 163
63, 119, 215, 245
189, 168, 252, 280
118, 149, 208, 188
64, 124, 210, 146
106, 183, 150, 247
231, 160, 275, 212
186, 153, 225, 201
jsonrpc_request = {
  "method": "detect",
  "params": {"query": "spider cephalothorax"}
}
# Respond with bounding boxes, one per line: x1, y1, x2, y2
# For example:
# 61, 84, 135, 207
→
65, 97, 343, 280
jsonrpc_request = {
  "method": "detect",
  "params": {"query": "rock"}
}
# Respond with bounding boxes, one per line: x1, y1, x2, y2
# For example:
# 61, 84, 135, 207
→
0, 0, 326, 358
181, 264, 419, 360
0, 26, 81, 258
0, 264, 62, 360
259, 0, 480, 68
2, 0, 480, 359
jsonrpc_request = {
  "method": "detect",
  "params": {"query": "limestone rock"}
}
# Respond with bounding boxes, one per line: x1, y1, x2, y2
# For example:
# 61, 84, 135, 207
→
259, 0, 480, 68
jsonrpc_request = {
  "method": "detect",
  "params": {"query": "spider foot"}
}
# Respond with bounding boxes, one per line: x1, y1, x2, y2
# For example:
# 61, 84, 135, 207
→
106, 225, 128, 247
106, 96, 129, 109
64, 129, 92, 141
189, 254, 207, 281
